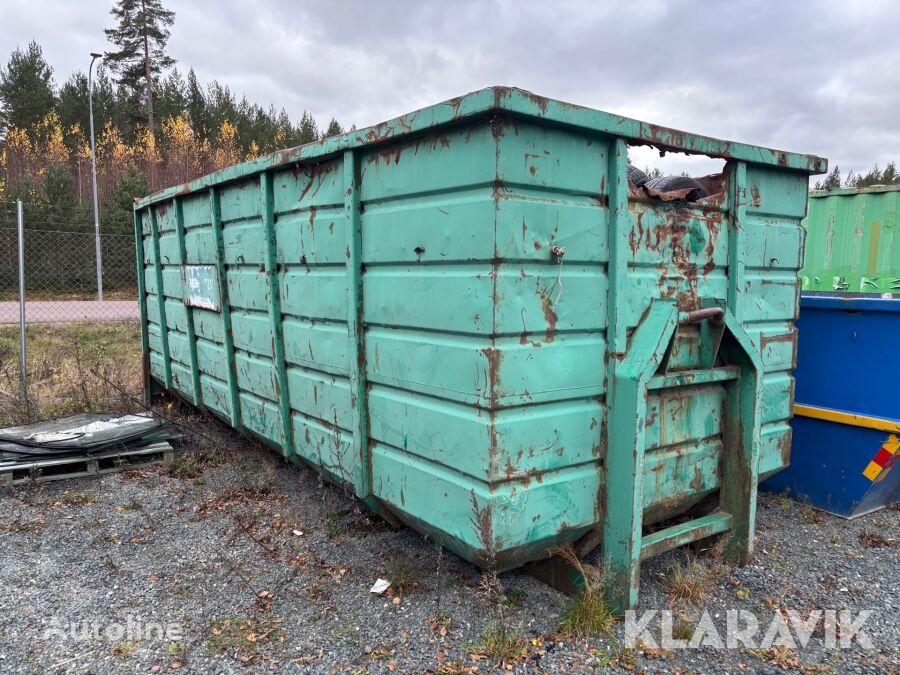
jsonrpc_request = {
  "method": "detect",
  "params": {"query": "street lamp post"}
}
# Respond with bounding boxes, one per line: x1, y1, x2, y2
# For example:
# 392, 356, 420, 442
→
88, 52, 104, 302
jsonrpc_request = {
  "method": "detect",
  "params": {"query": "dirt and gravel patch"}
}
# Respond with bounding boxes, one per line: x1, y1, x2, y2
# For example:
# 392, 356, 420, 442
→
0, 413, 897, 673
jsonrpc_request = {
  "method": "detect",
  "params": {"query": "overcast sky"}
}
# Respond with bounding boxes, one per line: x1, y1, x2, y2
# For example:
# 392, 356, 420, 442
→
4, 0, 898, 178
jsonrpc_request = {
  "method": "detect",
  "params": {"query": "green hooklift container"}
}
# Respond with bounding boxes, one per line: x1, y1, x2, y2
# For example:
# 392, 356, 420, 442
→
801, 184, 900, 294
134, 87, 826, 610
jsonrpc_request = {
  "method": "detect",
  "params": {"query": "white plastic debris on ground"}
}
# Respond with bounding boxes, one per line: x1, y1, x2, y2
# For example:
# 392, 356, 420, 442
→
369, 578, 391, 594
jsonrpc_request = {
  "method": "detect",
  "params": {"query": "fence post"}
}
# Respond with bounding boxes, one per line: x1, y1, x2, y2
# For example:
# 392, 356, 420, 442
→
16, 200, 28, 414
93, 224, 104, 301
89, 59, 104, 303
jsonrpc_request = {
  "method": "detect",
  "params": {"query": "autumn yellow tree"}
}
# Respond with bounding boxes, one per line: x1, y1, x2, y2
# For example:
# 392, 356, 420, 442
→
67, 123, 91, 203
95, 121, 132, 202
133, 126, 161, 188
1, 112, 336, 228
211, 120, 239, 170
160, 115, 198, 185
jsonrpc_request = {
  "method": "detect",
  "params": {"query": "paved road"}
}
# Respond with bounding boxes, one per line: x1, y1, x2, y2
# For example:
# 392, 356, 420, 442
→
0, 300, 140, 325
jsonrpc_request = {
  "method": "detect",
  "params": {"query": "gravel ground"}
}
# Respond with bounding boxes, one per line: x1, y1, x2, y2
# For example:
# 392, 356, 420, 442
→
0, 413, 897, 674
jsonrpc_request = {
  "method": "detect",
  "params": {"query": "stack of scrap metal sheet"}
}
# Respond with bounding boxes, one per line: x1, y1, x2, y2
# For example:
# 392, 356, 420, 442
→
0, 412, 177, 484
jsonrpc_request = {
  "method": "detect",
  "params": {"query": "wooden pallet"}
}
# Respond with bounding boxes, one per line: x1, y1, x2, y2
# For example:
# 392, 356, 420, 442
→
0, 441, 174, 485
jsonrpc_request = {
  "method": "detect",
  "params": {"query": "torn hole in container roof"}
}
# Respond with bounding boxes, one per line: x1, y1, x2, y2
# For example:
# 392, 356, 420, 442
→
628, 146, 727, 203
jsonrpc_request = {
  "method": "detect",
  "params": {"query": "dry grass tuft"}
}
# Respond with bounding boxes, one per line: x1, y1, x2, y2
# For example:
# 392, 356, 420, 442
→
555, 546, 616, 638
437, 660, 478, 674
0, 321, 142, 426
660, 554, 716, 604
474, 619, 527, 663
110, 641, 140, 658
465, 570, 528, 664
559, 589, 617, 638
858, 528, 898, 548
386, 552, 421, 595
1, 516, 46, 533
55, 490, 97, 506
208, 616, 284, 656
166, 452, 203, 479
798, 501, 826, 525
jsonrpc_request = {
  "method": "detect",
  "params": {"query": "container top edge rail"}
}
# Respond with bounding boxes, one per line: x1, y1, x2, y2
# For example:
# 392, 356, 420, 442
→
134, 85, 828, 210
809, 183, 900, 198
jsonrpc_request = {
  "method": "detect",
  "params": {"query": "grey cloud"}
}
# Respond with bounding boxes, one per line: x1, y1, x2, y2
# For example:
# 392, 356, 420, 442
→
3, 0, 898, 178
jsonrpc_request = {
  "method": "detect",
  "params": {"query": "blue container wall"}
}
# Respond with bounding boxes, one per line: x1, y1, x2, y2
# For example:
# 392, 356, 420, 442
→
795, 295, 900, 419
763, 294, 900, 516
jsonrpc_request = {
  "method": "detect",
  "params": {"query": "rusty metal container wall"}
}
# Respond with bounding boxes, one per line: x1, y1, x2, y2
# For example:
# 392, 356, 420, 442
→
133, 87, 825, 609
801, 184, 900, 293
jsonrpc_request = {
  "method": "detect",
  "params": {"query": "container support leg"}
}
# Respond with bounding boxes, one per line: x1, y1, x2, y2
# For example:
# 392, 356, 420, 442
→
719, 311, 763, 564
133, 209, 152, 404
174, 197, 202, 408
149, 207, 172, 390
344, 149, 374, 505
602, 299, 680, 612
261, 171, 294, 457
210, 188, 242, 429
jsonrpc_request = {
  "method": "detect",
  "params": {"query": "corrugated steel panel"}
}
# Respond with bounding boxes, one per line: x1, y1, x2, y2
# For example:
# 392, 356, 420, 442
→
801, 184, 900, 293
134, 86, 825, 610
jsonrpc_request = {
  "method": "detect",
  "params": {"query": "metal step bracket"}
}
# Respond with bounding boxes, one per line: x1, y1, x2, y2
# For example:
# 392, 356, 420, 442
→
601, 297, 763, 611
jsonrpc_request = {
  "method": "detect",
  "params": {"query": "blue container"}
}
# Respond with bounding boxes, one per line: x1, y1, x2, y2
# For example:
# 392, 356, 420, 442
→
763, 293, 900, 517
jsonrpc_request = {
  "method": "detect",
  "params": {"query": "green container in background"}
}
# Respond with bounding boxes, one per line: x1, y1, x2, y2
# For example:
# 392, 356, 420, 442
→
134, 87, 826, 610
801, 184, 900, 294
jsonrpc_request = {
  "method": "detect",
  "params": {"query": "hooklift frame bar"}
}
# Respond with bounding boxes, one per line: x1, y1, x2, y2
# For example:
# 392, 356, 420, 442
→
527, 297, 762, 611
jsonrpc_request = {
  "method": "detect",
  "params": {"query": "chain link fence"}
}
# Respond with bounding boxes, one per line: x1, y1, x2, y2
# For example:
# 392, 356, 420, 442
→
0, 202, 144, 425
0, 228, 138, 301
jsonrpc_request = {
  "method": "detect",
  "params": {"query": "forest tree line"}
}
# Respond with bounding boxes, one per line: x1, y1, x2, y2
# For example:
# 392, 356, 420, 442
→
813, 164, 899, 191
0, 0, 347, 234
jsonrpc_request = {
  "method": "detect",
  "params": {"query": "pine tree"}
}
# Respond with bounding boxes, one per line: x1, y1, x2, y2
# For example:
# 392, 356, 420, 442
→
0, 40, 354, 212
155, 68, 186, 124
297, 111, 318, 144
104, 163, 150, 233
57, 67, 119, 147
0, 41, 56, 134
324, 118, 343, 138
44, 163, 85, 225
205, 81, 237, 137
104, 0, 176, 131
814, 166, 842, 191
57, 71, 89, 139
185, 68, 207, 136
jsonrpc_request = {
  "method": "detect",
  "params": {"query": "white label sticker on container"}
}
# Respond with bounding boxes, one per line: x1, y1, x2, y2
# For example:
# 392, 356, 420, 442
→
182, 265, 221, 311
